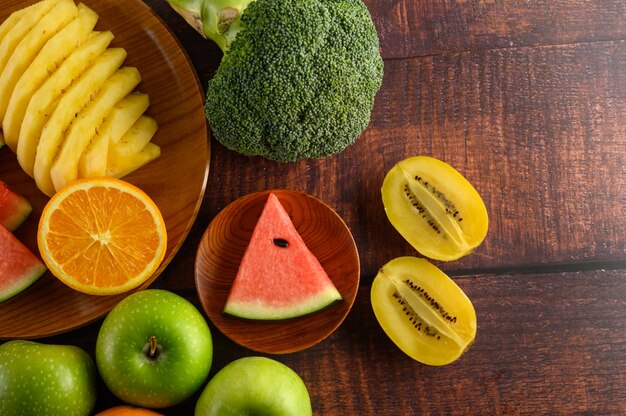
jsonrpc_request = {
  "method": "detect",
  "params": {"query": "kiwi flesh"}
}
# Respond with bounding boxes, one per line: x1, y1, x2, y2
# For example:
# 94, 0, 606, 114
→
381, 156, 488, 261
371, 256, 476, 366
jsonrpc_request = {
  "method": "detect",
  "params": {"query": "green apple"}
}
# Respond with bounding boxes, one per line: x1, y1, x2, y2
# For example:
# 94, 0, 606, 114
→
96, 289, 213, 408
0, 340, 97, 416
195, 356, 312, 416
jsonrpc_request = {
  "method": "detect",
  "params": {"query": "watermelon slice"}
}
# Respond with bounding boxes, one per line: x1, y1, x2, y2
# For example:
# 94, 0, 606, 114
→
224, 192, 342, 320
0, 181, 32, 231
0, 224, 47, 302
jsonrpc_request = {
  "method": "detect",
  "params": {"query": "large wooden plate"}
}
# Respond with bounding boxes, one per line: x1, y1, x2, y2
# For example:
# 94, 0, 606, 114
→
0, 0, 209, 338
195, 190, 360, 354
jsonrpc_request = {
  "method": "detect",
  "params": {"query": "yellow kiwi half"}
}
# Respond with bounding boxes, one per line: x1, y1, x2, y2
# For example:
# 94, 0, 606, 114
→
381, 156, 488, 261
371, 256, 476, 366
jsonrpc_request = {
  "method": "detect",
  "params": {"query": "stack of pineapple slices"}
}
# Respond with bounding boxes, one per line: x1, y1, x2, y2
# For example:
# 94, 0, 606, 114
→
0, 0, 160, 196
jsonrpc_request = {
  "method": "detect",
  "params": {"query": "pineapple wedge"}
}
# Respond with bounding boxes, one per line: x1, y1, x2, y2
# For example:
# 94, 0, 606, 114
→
107, 143, 161, 179
3, 2, 98, 149
50, 66, 141, 191
0, 0, 77, 130
109, 115, 157, 156
78, 92, 149, 178
3, 0, 161, 189
34, 47, 126, 196
0, 8, 27, 44
17, 31, 113, 177
107, 116, 160, 178
0, 0, 63, 72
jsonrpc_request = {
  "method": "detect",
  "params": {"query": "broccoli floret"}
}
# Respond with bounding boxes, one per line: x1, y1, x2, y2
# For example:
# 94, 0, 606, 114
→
168, 0, 383, 163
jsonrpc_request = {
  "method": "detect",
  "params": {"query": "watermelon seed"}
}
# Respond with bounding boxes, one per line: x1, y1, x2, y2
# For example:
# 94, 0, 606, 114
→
273, 238, 289, 248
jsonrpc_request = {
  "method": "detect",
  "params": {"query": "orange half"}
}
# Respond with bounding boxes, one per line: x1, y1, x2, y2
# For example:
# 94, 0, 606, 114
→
38, 177, 167, 295
96, 406, 163, 415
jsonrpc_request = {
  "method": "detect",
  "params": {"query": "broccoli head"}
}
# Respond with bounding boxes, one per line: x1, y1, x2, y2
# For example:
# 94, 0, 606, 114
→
168, 0, 384, 163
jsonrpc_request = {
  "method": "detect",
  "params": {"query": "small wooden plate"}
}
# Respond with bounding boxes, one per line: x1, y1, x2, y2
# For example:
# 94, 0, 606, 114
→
195, 190, 360, 354
0, 0, 209, 338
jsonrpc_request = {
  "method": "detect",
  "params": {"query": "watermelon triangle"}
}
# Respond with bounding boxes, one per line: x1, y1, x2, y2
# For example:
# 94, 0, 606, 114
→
224, 192, 342, 320
0, 224, 47, 302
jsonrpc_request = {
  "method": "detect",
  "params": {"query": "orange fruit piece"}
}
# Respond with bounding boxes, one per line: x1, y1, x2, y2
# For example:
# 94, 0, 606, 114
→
38, 177, 167, 295
95, 406, 163, 415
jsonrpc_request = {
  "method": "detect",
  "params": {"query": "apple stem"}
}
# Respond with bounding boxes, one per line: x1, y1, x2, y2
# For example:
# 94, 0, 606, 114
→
149, 336, 158, 357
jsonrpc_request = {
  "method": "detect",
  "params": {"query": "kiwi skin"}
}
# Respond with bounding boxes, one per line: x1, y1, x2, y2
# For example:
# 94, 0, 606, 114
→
370, 256, 477, 366
381, 156, 489, 261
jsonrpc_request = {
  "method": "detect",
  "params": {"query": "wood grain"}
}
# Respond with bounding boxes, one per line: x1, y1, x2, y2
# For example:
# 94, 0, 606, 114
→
0, 0, 209, 338
363, 40, 626, 273
174, 40, 626, 279
1, 0, 624, 415
195, 189, 360, 354
134, 3, 625, 413
368, 0, 626, 59
145, 0, 626, 60
144, 0, 626, 277
142, 0, 626, 273
296, 269, 626, 415
48, 269, 626, 415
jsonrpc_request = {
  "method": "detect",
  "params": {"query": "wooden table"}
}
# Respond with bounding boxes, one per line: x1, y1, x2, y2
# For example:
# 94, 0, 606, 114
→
10, 0, 626, 414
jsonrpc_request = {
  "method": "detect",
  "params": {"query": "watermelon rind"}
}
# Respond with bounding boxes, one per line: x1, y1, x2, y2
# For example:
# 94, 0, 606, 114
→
0, 262, 47, 303
0, 225, 47, 302
224, 286, 342, 320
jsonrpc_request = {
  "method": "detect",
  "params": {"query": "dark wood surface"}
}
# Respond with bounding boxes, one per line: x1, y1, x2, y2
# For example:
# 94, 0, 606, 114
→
5, 0, 626, 414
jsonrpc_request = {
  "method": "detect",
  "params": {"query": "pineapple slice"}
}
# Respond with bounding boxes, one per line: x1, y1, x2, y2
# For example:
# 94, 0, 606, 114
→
0, 0, 76, 136
50, 66, 141, 191
109, 115, 157, 155
107, 116, 160, 178
17, 31, 113, 177
0, 0, 63, 72
0, 8, 27, 44
108, 143, 161, 179
78, 92, 149, 178
3, 3, 98, 149
3, 0, 161, 188
34, 47, 126, 196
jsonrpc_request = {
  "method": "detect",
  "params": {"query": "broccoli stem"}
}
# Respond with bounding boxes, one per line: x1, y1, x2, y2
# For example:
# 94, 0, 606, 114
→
167, 0, 254, 52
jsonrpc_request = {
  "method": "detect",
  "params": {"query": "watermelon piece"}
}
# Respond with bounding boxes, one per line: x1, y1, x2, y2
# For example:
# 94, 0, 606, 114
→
0, 181, 32, 231
224, 192, 342, 320
0, 224, 47, 302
